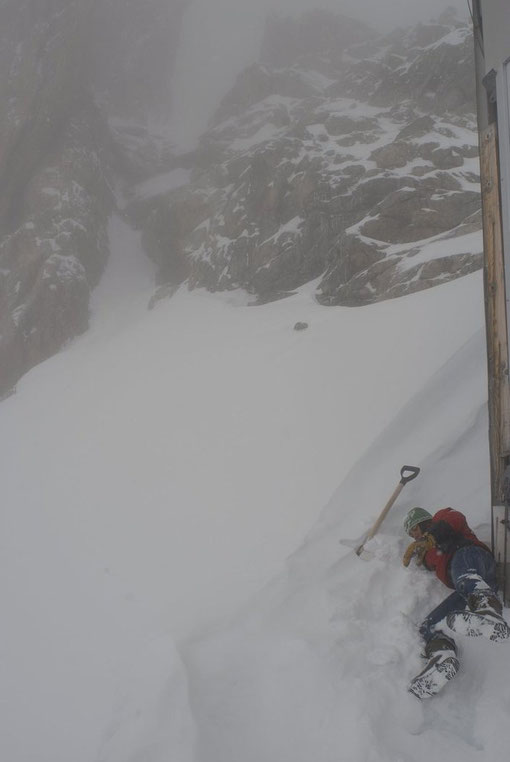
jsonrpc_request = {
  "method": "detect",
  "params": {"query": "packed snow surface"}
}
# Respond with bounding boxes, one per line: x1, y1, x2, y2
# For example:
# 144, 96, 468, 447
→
1, 216, 509, 762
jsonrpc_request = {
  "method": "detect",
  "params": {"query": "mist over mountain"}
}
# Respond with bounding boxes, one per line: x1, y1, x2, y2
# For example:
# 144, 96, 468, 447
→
131, 8, 480, 308
0, 0, 186, 395
168, 1, 468, 147
0, 4, 479, 396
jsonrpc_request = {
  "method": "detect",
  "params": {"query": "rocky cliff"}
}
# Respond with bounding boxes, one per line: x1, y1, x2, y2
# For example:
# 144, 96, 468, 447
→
0, 0, 186, 395
0, 6, 481, 396
128, 8, 481, 308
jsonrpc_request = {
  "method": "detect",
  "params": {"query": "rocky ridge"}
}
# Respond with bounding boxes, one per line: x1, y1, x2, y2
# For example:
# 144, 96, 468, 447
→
0, 0, 186, 395
128, 9, 481, 308
0, 7, 481, 396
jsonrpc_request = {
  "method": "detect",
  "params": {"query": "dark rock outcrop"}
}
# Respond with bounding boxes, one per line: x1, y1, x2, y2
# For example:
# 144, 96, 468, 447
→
0, 6, 482, 396
0, 0, 186, 395
130, 10, 481, 309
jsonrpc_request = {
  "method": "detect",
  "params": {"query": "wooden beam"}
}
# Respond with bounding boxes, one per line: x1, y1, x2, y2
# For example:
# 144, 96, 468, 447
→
480, 122, 510, 601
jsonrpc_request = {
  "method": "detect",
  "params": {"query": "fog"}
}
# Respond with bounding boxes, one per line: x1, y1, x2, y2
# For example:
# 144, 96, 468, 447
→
168, 0, 469, 148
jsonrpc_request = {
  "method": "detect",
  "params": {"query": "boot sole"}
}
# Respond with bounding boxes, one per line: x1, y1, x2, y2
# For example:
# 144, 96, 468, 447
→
446, 611, 510, 642
408, 655, 459, 699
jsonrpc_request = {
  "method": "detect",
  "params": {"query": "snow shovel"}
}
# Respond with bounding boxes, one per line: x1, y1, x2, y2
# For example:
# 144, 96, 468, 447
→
355, 465, 420, 556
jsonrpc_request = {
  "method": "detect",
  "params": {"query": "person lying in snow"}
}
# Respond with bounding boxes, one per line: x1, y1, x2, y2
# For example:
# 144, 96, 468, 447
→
402, 506, 510, 699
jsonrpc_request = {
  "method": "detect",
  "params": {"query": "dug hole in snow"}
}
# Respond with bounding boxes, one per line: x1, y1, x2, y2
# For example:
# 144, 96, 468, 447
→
1, 215, 509, 762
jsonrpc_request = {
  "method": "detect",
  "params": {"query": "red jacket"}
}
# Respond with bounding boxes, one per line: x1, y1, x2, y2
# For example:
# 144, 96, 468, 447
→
422, 508, 491, 588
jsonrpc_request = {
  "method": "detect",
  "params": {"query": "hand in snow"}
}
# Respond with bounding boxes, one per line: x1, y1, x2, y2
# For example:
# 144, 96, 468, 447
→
402, 533, 436, 567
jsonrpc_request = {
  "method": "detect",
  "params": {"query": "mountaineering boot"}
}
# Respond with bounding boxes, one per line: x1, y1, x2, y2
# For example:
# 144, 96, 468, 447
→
468, 590, 503, 616
446, 590, 510, 642
408, 634, 459, 699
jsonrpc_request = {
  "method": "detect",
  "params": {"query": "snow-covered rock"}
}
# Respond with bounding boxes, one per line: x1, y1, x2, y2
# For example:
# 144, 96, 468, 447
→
0, 106, 115, 394
130, 10, 480, 307
0, 0, 185, 395
0, 6, 482, 395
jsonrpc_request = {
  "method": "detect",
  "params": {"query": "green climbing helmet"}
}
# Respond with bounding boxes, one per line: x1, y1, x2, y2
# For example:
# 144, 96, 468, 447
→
404, 507, 432, 535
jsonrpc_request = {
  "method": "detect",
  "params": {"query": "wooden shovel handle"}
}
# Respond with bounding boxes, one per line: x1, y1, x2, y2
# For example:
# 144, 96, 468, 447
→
355, 465, 420, 556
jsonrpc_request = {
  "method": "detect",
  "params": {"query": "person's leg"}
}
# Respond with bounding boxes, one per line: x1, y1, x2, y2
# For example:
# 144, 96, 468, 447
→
418, 546, 498, 643
450, 546, 498, 599
446, 545, 509, 640
419, 591, 465, 642
411, 595, 460, 698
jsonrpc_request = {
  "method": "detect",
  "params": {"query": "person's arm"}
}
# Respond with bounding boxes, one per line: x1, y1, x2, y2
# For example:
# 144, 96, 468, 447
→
402, 534, 436, 567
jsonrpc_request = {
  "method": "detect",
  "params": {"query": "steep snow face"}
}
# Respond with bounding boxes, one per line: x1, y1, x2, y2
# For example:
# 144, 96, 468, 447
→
0, 209, 499, 762
183, 329, 495, 762
177, 295, 506, 762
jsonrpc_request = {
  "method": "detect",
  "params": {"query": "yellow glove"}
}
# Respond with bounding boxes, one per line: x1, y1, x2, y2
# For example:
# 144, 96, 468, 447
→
402, 533, 435, 567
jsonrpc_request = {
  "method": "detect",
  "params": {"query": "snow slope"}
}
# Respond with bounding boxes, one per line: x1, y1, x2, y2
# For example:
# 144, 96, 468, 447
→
182, 329, 500, 762
1, 216, 508, 762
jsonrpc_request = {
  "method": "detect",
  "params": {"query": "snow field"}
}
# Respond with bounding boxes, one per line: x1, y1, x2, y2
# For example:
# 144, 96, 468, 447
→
1, 213, 507, 762
183, 326, 510, 762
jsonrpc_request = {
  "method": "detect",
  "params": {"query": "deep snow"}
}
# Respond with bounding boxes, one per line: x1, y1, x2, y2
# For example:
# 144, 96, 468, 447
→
1, 215, 509, 762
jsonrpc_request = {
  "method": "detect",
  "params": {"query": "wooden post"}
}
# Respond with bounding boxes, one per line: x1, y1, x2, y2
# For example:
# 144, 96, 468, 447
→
480, 123, 510, 603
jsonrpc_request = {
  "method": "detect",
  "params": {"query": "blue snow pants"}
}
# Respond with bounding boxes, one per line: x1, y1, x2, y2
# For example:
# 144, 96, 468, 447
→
419, 545, 498, 642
